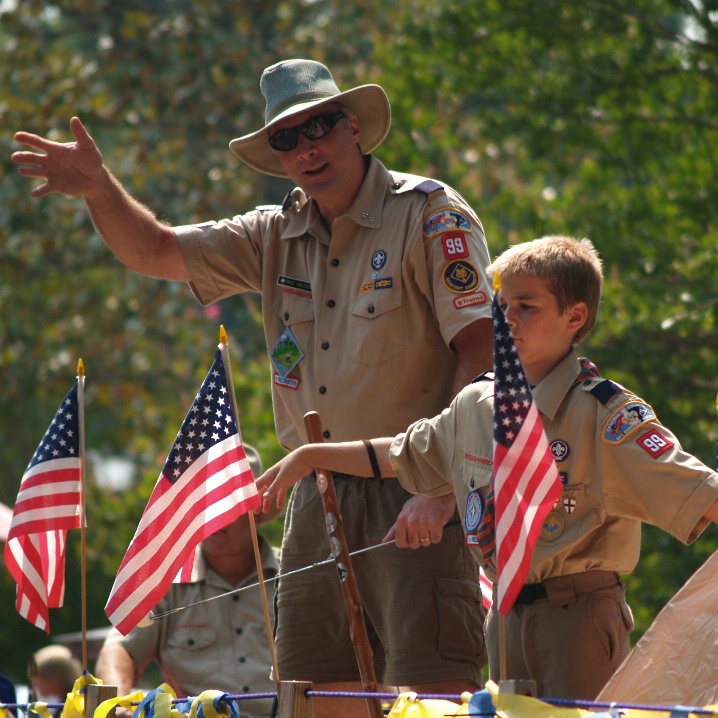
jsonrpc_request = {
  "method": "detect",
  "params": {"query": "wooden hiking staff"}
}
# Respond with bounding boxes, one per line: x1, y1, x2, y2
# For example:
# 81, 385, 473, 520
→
303, 411, 383, 718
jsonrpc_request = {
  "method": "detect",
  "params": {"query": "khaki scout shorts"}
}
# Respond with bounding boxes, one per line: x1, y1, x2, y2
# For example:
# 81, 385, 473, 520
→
274, 475, 487, 686
485, 571, 633, 699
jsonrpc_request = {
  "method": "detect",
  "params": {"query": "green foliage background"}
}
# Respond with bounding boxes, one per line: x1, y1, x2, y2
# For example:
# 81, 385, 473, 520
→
1, 0, 717, 685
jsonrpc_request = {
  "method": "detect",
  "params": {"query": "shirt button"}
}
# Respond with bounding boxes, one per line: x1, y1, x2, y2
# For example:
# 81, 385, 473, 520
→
239, 656, 246, 663
319, 386, 327, 394
283, 312, 289, 321
233, 595, 240, 602
235, 627, 243, 635
187, 639, 195, 646
323, 430, 331, 439
242, 687, 250, 693
368, 305, 375, 314
331, 258, 340, 267
327, 299, 336, 308
321, 341, 329, 350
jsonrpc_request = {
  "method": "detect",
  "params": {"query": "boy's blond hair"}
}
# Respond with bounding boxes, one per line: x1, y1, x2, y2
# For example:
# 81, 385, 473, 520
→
487, 235, 603, 343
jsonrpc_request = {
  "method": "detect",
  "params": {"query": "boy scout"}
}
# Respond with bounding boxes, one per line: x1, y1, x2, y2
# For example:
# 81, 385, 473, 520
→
256, 235, 718, 700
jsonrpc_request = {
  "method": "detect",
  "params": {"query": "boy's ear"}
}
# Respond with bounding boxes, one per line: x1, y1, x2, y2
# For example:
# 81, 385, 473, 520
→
567, 302, 588, 331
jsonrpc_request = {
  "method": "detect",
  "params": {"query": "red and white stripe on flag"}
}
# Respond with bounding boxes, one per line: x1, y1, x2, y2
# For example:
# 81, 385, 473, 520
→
105, 350, 260, 635
479, 566, 493, 610
3, 385, 82, 633
493, 401, 560, 614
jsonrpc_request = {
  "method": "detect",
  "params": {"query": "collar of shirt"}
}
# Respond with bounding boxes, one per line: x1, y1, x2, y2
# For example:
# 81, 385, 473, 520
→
188, 535, 279, 588
530, 349, 582, 421
279, 156, 391, 242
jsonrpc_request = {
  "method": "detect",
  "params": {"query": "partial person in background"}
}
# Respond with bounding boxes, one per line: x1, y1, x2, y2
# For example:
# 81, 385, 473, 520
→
0, 672, 18, 717
29, 644, 81, 715
95, 445, 280, 718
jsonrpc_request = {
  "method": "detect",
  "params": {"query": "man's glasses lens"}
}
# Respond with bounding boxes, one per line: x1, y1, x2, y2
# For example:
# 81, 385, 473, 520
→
269, 112, 345, 151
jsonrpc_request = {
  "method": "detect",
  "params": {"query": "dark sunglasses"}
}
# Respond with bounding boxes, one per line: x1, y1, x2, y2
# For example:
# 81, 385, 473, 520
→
268, 112, 346, 152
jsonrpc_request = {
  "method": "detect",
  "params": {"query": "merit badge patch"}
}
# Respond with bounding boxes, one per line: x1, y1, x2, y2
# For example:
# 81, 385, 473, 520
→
441, 232, 470, 260
442, 260, 480, 293
464, 490, 483, 533
550, 439, 570, 462
541, 511, 565, 542
603, 401, 656, 443
636, 428, 674, 458
423, 208, 471, 237
270, 326, 304, 381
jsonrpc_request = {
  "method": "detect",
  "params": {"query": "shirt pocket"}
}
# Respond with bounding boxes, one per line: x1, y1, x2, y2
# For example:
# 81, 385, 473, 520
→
166, 623, 219, 652
271, 292, 316, 363
538, 483, 586, 546
347, 288, 404, 366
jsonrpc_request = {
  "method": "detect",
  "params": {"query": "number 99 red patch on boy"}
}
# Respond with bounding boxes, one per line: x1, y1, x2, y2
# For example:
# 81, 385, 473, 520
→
636, 429, 675, 458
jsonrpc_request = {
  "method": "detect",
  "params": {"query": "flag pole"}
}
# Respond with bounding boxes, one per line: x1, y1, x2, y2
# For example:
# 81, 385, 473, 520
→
492, 273, 508, 682
218, 325, 280, 688
77, 358, 88, 672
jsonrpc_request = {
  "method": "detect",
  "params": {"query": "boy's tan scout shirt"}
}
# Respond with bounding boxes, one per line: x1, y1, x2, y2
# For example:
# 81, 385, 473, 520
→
390, 349, 718, 582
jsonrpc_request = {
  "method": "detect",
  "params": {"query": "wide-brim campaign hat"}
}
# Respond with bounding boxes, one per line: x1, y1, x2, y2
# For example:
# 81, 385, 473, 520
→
229, 59, 391, 178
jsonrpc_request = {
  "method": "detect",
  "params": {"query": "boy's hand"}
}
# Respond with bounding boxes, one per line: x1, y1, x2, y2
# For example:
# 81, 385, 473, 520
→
255, 448, 313, 514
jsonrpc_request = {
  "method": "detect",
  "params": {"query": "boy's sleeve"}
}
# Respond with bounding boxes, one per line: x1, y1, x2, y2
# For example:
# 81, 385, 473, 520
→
390, 406, 458, 498
598, 392, 718, 544
390, 382, 494, 498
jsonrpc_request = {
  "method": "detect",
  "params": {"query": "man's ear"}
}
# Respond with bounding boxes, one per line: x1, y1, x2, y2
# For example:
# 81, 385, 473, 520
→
349, 113, 361, 144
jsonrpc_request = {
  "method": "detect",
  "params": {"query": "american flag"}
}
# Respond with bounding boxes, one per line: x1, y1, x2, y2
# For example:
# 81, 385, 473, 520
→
105, 349, 261, 635
492, 292, 562, 615
4, 385, 82, 633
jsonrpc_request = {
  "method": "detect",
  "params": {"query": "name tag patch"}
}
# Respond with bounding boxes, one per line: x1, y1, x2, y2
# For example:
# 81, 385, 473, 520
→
277, 275, 311, 295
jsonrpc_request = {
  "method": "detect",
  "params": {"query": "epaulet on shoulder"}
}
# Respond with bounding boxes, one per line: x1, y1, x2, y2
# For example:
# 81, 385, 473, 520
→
389, 173, 444, 196
580, 377, 623, 405
472, 370, 494, 384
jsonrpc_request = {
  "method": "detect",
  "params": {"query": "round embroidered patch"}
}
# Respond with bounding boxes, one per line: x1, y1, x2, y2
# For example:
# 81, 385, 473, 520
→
442, 259, 480, 293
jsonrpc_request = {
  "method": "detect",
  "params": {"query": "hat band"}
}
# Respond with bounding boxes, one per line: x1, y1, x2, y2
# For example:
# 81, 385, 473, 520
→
267, 90, 341, 124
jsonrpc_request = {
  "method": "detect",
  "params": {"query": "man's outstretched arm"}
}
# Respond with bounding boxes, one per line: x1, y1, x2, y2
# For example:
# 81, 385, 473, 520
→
12, 116, 189, 281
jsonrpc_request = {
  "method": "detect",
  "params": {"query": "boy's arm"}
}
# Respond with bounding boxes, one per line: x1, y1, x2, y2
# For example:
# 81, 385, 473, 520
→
703, 497, 718, 523
256, 438, 396, 513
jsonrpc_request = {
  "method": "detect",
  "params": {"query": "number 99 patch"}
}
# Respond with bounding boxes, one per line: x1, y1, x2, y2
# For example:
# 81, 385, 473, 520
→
441, 232, 469, 259
636, 429, 674, 458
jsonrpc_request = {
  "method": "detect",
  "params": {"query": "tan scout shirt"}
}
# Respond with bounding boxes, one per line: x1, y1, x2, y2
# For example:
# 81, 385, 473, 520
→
175, 157, 492, 450
391, 350, 718, 583
103, 538, 278, 717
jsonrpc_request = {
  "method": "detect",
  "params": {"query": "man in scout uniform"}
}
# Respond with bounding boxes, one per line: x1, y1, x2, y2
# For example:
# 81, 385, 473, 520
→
13, 59, 494, 716
95, 446, 279, 718
255, 235, 718, 701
